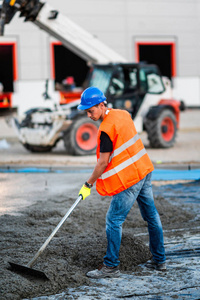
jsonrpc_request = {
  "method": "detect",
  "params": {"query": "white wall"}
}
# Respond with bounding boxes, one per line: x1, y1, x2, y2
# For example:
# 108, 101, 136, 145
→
1, 0, 200, 111
173, 77, 200, 107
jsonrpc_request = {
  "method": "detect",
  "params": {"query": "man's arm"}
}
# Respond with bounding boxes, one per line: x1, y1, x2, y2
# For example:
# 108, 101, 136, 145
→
79, 131, 112, 200
87, 152, 110, 186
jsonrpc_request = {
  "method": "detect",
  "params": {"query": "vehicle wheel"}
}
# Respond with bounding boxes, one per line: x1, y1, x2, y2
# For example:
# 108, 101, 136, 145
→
23, 144, 53, 153
145, 109, 177, 148
63, 117, 101, 155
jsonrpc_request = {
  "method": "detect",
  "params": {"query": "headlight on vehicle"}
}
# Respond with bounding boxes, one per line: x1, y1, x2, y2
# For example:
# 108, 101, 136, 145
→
124, 100, 132, 110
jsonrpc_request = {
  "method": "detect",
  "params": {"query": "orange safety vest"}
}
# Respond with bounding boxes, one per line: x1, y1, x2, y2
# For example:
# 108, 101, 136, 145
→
96, 109, 154, 196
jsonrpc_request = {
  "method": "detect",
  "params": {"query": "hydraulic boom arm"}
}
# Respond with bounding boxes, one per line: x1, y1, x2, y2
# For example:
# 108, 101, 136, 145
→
0, 0, 127, 64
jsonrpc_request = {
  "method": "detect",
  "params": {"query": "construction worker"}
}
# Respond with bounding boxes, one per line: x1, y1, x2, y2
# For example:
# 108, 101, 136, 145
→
78, 86, 166, 279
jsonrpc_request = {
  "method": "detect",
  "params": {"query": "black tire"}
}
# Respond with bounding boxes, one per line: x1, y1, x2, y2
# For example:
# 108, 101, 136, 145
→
23, 144, 53, 153
145, 109, 177, 148
63, 117, 101, 156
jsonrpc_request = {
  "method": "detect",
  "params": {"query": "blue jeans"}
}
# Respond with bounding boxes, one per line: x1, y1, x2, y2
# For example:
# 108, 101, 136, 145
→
104, 172, 166, 267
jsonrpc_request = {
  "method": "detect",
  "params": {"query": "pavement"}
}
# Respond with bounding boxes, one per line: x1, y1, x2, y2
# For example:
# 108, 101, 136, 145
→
0, 108, 199, 167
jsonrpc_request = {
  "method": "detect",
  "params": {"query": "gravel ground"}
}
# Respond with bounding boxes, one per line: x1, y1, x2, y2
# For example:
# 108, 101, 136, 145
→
0, 174, 200, 300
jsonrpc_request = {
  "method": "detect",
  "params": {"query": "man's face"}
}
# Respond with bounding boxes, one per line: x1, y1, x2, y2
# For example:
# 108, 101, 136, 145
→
86, 104, 103, 121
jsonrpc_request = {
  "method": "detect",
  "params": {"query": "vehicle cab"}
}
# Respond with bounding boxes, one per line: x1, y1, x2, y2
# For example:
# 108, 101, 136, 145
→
88, 63, 166, 119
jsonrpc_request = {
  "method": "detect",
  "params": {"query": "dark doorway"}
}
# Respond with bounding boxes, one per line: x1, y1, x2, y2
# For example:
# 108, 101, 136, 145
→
52, 44, 89, 88
0, 44, 14, 92
137, 43, 176, 80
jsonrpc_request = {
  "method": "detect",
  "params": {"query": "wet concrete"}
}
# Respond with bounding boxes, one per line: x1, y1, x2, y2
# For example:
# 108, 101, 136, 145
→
0, 173, 200, 299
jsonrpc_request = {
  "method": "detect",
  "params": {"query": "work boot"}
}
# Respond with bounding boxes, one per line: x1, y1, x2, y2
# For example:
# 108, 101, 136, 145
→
145, 259, 167, 271
86, 264, 120, 279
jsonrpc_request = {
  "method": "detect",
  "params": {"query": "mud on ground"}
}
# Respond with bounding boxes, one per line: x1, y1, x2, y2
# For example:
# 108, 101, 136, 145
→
0, 180, 199, 300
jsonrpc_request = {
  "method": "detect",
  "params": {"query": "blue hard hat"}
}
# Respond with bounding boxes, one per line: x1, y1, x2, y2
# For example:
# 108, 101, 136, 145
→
78, 86, 106, 110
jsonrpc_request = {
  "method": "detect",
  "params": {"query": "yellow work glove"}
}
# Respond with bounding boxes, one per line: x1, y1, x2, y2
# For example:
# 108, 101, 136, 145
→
79, 184, 91, 200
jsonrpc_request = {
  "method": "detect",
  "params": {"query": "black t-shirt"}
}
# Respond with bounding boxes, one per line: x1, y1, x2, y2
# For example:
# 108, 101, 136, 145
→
100, 131, 113, 153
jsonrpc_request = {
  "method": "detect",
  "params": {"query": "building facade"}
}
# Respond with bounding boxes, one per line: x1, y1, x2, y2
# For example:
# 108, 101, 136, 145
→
0, 0, 200, 114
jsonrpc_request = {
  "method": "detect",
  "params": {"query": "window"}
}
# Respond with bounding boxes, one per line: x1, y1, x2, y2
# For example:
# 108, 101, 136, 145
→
147, 73, 164, 94
109, 67, 124, 96
89, 66, 113, 94
122, 67, 138, 93
129, 69, 137, 89
139, 66, 165, 94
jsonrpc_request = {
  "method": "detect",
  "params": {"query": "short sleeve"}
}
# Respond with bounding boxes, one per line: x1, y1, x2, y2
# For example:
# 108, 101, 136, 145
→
100, 131, 113, 153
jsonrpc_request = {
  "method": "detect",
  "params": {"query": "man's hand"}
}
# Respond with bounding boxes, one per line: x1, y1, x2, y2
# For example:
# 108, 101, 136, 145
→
79, 184, 91, 200
78, 152, 110, 200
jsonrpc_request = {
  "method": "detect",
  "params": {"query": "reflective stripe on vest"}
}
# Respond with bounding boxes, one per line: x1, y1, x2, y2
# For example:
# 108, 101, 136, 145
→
102, 147, 146, 180
109, 133, 140, 163
96, 109, 154, 196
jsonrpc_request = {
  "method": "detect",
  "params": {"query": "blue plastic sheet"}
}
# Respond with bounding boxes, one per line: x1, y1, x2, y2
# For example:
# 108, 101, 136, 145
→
152, 169, 200, 181
0, 167, 200, 181
0, 167, 64, 173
